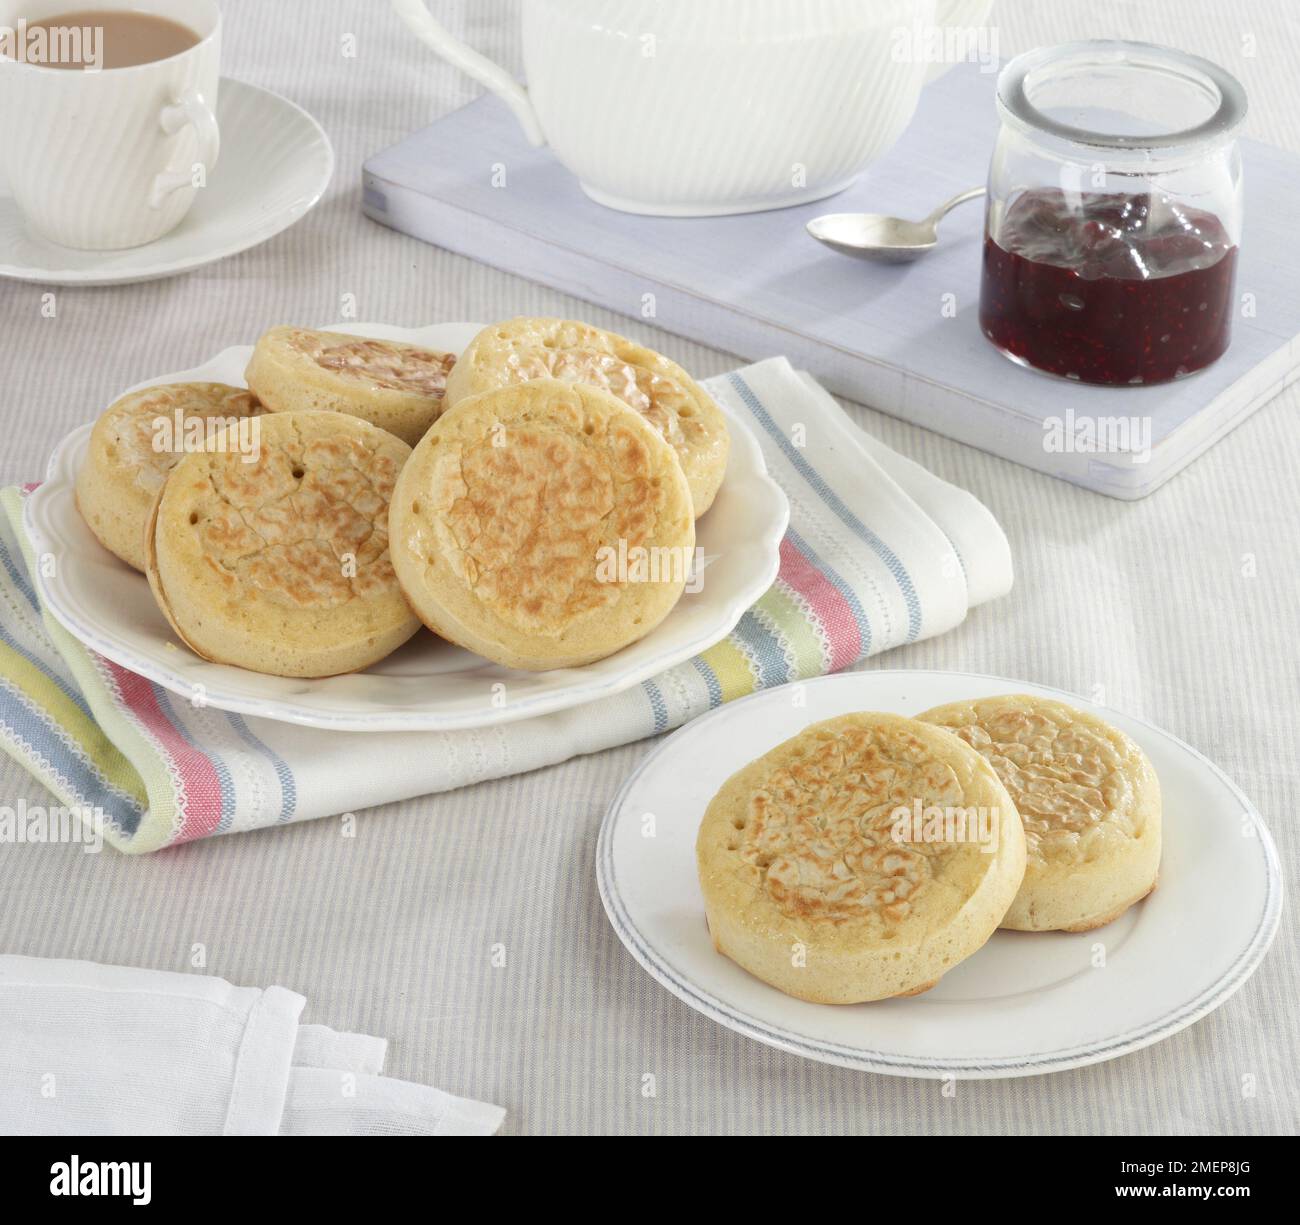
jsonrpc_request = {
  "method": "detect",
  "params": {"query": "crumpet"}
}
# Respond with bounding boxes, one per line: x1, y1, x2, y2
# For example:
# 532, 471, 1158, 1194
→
444, 318, 730, 516
389, 379, 695, 671
146, 411, 420, 678
246, 326, 457, 445
76, 383, 263, 573
696, 713, 1026, 1004
919, 695, 1162, 932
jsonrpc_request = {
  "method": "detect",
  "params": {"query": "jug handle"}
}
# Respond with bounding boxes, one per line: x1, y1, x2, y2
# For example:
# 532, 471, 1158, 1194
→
390, 0, 546, 147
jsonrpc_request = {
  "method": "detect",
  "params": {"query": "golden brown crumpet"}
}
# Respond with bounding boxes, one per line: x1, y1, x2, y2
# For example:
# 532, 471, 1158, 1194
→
696, 713, 1026, 1004
389, 379, 695, 671
76, 383, 263, 573
146, 412, 421, 678
444, 318, 730, 516
919, 695, 1161, 932
245, 326, 457, 446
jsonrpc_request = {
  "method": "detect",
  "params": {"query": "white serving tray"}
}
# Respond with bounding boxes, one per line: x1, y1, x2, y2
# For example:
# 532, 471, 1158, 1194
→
363, 64, 1300, 500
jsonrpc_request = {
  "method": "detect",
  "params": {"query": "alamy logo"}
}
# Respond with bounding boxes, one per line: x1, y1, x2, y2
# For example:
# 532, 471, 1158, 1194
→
890, 23, 1001, 73
1043, 409, 1152, 464
0, 800, 103, 852
594, 540, 708, 594
0, 20, 103, 69
50, 1156, 151, 1205
152, 411, 261, 463
889, 800, 1002, 853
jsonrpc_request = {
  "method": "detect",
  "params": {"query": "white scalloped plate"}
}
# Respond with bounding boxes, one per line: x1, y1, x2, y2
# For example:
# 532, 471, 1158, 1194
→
25, 321, 789, 732
597, 671, 1283, 1079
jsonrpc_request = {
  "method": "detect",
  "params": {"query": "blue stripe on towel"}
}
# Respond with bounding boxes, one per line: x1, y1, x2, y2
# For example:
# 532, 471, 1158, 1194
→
0, 534, 40, 613
0, 680, 142, 836
642, 678, 669, 733
224, 712, 298, 823
726, 372, 923, 642
731, 609, 791, 689
690, 656, 723, 708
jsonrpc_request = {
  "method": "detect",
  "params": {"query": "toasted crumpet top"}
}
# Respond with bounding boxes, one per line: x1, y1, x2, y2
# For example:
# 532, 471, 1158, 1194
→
501, 346, 702, 461
163, 413, 407, 612
94, 383, 262, 495
714, 715, 1009, 931
443, 422, 647, 632
280, 327, 457, 398
447, 318, 729, 514
921, 697, 1156, 872
389, 380, 694, 671
408, 385, 686, 635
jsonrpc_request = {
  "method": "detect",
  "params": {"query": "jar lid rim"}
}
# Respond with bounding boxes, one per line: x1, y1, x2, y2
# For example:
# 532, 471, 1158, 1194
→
997, 39, 1248, 154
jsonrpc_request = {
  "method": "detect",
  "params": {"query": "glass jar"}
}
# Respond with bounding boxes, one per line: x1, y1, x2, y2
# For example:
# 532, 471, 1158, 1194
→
979, 40, 1247, 386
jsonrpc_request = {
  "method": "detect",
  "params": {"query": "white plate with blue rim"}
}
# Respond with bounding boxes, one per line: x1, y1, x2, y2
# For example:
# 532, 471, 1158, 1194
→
25, 321, 789, 732
596, 670, 1283, 1078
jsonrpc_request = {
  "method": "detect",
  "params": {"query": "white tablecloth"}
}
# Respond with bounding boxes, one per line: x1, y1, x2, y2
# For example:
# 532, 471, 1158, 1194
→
1, 0, 1296, 1135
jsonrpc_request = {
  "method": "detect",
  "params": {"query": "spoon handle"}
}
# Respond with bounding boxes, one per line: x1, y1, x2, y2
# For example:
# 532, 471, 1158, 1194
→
924, 186, 987, 228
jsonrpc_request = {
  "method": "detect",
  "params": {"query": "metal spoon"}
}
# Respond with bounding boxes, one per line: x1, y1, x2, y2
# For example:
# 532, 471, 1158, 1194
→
807, 187, 986, 263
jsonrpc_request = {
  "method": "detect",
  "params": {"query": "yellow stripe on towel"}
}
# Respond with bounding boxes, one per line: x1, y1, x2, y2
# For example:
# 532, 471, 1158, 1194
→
0, 636, 147, 808
699, 637, 759, 704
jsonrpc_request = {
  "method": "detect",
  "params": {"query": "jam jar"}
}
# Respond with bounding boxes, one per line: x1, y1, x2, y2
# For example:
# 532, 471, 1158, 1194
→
980, 41, 1247, 386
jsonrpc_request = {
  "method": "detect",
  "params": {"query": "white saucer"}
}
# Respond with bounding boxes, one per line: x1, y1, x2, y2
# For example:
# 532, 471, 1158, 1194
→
597, 671, 1284, 1079
0, 78, 333, 286
25, 322, 790, 732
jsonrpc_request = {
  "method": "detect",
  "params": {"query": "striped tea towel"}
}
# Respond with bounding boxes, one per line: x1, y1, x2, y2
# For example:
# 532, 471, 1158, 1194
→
0, 358, 1012, 853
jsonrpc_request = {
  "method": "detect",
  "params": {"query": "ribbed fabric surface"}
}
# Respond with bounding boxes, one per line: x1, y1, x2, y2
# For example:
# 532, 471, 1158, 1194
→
0, 0, 1296, 1134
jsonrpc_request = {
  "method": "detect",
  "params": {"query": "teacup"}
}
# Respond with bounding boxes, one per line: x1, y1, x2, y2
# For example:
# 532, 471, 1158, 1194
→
0, 0, 221, 249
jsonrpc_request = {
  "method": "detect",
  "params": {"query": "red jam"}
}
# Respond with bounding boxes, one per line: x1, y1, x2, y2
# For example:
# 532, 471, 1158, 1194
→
979, 189, 1238, 386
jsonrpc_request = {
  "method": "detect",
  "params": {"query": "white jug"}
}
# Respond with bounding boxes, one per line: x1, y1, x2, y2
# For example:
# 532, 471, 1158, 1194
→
392, 0, 996, 216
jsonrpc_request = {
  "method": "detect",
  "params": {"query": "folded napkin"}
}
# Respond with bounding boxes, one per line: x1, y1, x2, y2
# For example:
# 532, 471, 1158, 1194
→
0, 358, 1012, 853
0, 955, 504, 1135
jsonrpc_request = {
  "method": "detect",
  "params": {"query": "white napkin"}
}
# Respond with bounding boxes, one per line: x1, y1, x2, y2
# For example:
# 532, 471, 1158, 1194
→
0, 955, 505, 1136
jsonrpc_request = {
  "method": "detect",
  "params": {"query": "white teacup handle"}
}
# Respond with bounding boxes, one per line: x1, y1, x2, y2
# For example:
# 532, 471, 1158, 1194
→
390, 0, 546, 147
150, 88, 221, 208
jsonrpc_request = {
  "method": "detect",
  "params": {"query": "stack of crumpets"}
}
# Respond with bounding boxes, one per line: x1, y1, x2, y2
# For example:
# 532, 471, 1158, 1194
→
697, 697, 1162, 1003
76, 317, 731, 679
